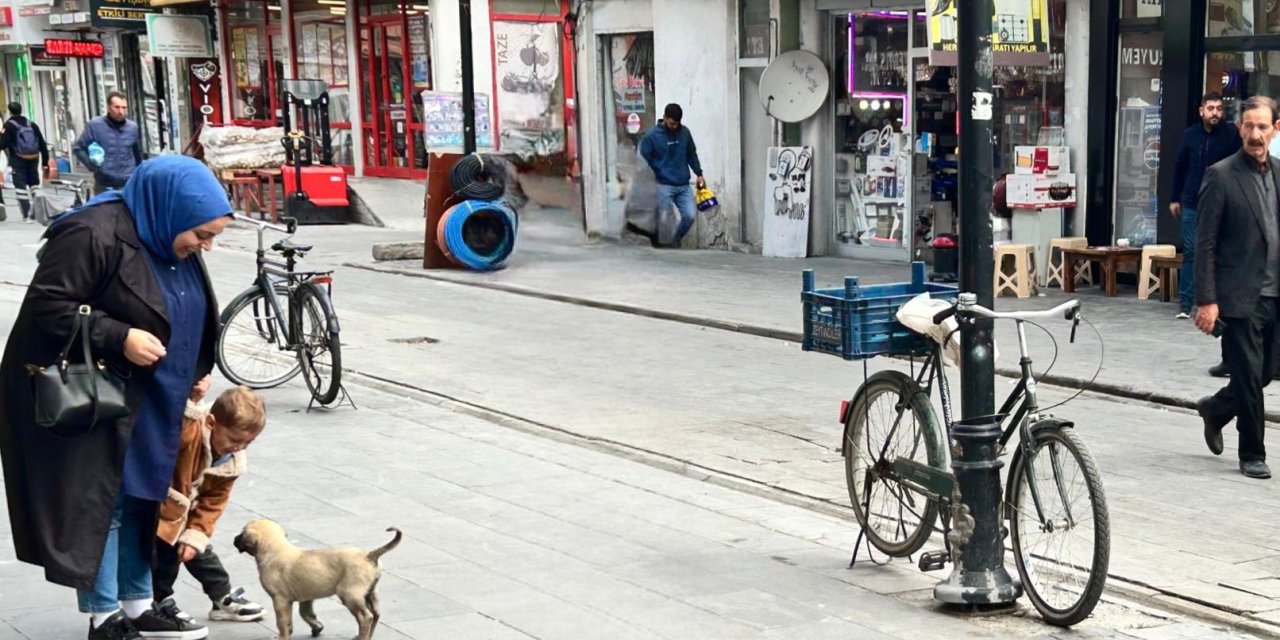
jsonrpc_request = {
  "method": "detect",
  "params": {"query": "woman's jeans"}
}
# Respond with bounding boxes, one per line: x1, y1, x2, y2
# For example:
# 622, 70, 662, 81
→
76, 494, 155, 613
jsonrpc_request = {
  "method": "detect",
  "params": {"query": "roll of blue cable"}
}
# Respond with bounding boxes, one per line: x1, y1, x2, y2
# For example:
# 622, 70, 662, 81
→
437, 199, 518, 271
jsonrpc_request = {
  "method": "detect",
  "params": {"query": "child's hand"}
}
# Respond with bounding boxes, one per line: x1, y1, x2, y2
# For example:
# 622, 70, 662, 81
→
178, 543, 198, 563
190, 375, 211, 402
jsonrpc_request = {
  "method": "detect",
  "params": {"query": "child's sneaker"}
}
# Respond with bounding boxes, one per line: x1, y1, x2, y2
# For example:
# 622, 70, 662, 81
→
209, 587, 265, 622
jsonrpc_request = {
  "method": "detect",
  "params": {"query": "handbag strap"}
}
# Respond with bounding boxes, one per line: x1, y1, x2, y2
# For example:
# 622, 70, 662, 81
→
55, 305, 91, 373
78, 307, 100, 411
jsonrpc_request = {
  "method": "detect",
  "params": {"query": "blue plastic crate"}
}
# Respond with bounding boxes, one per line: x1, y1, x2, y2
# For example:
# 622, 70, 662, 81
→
801, 261, 959, 361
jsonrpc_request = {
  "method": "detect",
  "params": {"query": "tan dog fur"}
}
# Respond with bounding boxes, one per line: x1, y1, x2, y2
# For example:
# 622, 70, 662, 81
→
234, 519, 401, 640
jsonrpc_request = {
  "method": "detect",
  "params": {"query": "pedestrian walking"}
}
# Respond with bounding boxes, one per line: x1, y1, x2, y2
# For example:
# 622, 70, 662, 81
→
0, 101, 58, 223
1194, 95, 1278, 480
74, 91, 143, 195
0, 156, 234, 639
639, 103, 706, 248
1172, 93, 1242, 377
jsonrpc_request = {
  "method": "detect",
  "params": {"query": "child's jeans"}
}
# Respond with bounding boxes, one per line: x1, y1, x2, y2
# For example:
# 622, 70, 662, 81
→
76, 494, 155, 613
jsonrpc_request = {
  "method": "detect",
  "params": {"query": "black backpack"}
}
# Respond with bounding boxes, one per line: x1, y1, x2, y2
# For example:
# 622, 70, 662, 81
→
13, 120, 40, 159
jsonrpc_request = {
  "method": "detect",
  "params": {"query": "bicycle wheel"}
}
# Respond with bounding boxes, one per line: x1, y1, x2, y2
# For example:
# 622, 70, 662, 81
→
844, 370, 944, 557
1008, 424, 1110, 627
216, 285, 301, 389
294, 283, 343, 405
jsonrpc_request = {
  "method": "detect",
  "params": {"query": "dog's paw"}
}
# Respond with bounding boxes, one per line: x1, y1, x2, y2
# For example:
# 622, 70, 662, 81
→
309, 621, 324, 637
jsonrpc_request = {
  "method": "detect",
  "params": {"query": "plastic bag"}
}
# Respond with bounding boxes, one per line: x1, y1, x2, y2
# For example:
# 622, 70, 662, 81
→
896, 293, 963, 366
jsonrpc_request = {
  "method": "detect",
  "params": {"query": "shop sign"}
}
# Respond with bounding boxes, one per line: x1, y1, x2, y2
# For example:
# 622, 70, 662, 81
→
187, 58, 223, 127
145, 14, 212, 57
926, 0, 1052, 67
30, 46, 67, 67
0, 7, 12, 26
45, 38, 105, 58
90, 0, 154, 29
421, 91, 494, 151
1121, 46, 1161, 67
19, 6, 52, 16
1136, 0, 1162, 18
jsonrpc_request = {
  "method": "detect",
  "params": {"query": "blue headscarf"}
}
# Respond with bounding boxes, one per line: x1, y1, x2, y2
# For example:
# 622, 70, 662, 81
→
56, 156, 232, 263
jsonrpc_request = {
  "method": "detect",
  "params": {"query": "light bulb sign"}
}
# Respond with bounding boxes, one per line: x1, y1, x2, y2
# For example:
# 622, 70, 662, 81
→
44, 39, 105, 58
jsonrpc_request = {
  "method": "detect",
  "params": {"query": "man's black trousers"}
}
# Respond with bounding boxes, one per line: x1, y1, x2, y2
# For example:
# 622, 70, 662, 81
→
1203, 297, 1276, 462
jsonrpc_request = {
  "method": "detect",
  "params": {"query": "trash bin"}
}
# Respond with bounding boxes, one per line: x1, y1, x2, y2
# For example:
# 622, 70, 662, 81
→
930, 234, 958, 283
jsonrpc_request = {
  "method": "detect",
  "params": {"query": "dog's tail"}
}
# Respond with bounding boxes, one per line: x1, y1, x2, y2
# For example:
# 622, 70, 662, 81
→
368, 527, 402, 562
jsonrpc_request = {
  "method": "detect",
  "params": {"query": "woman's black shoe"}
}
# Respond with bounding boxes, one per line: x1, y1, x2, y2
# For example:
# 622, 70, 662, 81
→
87, 612, 142, 640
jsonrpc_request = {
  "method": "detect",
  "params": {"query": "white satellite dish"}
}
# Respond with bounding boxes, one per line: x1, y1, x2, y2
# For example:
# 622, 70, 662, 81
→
758, 50, 830, 123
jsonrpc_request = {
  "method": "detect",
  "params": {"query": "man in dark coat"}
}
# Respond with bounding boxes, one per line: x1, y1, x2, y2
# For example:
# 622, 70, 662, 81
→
0, 157, 226, 637
1194, 95, 1279, 480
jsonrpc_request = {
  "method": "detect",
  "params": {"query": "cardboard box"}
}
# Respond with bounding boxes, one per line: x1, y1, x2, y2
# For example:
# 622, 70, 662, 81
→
1005, 173, 1077, 208
1013, 146, 1071, 175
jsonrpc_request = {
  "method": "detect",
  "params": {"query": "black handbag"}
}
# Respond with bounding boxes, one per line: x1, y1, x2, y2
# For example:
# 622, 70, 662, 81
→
25, 305, 129, 438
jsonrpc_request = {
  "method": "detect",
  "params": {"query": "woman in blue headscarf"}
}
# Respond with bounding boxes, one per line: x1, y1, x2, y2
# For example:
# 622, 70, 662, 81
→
0, 156, 229, 639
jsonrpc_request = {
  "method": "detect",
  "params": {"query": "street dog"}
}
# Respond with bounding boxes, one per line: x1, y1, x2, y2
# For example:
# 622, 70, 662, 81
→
233, 519, 401, 640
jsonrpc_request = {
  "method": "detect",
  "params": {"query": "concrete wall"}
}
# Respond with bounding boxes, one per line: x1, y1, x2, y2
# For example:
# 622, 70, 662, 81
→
652, 0, 736, 249
1063, 0, 1090, 237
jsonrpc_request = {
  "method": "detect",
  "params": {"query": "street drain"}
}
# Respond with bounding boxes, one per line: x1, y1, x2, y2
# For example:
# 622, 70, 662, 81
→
389, 336, 440, 345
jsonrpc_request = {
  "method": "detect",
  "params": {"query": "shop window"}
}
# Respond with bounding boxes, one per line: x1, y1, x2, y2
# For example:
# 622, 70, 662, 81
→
1122, 0, 1162, 19
1205, 48, 1280, 120
1114, 32, 1163, 246
1208, 0, 1280, 37
739, 0, 770, 58
359, 0, 431, 173
223, 0, 283, 124
292, 0, 352, 164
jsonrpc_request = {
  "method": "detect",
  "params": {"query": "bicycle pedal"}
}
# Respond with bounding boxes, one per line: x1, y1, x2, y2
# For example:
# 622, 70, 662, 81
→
918, 550, 948, 572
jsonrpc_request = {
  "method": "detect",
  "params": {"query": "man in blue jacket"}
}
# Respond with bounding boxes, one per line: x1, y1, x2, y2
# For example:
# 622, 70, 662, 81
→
639, 103, 706, 248
74, 91, 143, 194
1172, 93, 1243, 377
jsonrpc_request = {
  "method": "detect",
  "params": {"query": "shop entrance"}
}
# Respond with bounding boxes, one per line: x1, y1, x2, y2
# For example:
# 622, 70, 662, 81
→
359, 3, 429, 179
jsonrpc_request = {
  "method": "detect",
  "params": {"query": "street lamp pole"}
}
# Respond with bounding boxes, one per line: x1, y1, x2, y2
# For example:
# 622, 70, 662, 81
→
933, 0, 1022, 608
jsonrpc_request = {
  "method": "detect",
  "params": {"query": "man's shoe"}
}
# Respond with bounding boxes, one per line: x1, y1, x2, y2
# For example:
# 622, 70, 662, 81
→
1175, 311, 1191, 319
1208, 362, 1230, 378
209, 587, 265, 622
88, 612, 142, 640
1240, 460, 1272, 479
131, 600, 207, 639
1196, 396, 1225, 456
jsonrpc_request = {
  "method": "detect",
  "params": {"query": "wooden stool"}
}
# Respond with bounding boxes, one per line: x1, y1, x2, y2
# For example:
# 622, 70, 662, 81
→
256, 168, 284, 224
1137, 244, 1177, 300
222, 169, 264, 218
1046, 237, 1092, 288
995, 243, 1038, 298
1150, 254, 1183, 303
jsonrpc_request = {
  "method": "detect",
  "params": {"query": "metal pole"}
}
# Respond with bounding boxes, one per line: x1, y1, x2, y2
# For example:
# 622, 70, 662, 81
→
460, 0, 477, 154
933, 0, 1021, 608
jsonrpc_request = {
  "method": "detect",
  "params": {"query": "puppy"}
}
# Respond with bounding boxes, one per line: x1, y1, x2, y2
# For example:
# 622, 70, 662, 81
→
234, 519, 401, 640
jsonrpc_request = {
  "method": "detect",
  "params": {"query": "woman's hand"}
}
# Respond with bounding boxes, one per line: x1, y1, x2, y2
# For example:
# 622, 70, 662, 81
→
190, 375, 211, 402
123, 328, 166, 366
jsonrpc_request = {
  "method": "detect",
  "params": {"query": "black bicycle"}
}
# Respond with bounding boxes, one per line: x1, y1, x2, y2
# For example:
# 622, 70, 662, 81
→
215, 214, 344, 406
844, 293, 1109, 627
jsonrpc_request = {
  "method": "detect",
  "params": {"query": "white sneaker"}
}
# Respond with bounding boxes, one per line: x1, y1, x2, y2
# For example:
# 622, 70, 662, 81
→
1175, 311, 1191, 319
208, 587, 265, 622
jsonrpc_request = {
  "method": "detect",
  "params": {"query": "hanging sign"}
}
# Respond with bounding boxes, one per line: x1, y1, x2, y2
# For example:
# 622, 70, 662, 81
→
926, 0, 1052, 67
762, 146, 813, 258
145, 14, 213, 58
188, 58, 223, 127
90, 0, 154, 28
30, 46, 66, 67
44, 38, 105, 58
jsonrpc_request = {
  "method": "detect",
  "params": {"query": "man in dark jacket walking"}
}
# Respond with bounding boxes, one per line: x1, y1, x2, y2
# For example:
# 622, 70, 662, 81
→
639, 103, 706, 248
0, 102, 57, 223
74, 91, 143, 195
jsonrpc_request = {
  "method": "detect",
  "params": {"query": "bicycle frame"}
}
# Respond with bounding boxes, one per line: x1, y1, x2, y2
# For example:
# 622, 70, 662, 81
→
243, 218, 334, 353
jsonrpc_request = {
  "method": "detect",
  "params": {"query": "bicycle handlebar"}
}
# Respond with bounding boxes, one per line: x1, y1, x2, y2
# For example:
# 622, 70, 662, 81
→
932, 297, 1080, 325
234, 213, 298, 235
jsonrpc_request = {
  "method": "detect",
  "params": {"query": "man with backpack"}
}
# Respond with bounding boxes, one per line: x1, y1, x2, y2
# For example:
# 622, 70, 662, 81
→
0, 102, 56, 223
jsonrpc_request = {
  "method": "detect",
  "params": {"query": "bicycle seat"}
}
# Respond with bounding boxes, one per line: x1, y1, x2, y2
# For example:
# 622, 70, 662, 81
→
271, 240, 314, 254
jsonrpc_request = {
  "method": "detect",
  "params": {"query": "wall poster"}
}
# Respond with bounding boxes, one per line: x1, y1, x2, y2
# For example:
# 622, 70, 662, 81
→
762, 146, 813, 258
492, 20, 564, 161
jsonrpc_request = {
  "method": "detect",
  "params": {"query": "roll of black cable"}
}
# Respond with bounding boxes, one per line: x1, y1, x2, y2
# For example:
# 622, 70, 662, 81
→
449, 154, 506, 202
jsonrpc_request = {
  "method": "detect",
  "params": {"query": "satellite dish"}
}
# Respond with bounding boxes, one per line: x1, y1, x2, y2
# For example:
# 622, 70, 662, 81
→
759, 50, 830, 123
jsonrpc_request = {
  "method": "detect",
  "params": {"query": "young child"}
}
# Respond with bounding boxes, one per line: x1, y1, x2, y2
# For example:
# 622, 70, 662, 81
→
153, 380, 268, 626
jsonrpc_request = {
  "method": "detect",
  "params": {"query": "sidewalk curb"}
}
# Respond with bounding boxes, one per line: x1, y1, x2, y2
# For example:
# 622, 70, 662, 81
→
344, 261, 1280, 425
341, 366, 1280, 638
